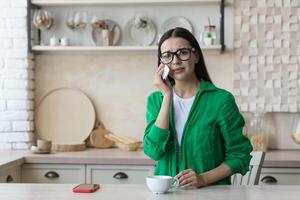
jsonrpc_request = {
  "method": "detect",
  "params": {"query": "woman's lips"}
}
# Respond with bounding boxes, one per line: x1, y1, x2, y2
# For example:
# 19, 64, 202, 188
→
172, 68, 184, 74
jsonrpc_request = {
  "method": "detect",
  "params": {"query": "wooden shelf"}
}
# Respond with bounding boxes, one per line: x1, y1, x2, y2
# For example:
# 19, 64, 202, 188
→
31, 0, 221, 6
31, 45, 222, 53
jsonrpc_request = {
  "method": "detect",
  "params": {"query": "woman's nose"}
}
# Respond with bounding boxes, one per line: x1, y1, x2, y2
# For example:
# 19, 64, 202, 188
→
172, 54, 181, 65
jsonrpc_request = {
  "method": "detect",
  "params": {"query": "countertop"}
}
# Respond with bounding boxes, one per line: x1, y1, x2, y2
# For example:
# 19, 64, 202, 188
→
263, 150, 300, 168
0, 184, 300, 200
1, 148, 300, 171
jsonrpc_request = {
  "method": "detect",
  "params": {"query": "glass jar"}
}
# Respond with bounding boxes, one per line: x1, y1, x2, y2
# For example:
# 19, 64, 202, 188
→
202, 25, 216, 46
291, 114, 300, 144
248, 110, 268, 152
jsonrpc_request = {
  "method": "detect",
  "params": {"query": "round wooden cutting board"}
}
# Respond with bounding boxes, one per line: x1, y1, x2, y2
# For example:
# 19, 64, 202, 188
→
36, 88, 96, 146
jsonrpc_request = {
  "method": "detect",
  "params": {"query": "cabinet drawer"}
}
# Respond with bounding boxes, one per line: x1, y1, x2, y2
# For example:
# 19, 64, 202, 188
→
0, 166, 21, 183
21, 164, 85, 183
86, 165, 154, 184
260, 168, 300, 185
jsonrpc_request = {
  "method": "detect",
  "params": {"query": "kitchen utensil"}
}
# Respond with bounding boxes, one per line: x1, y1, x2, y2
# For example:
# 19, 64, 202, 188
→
104, 133, 141, 151
36, 88, 96, 145
89, 121, 114, 148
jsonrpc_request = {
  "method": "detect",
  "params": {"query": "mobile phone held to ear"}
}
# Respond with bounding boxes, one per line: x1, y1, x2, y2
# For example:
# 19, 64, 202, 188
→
162, 64, 170, 80
72, 184, 100, 193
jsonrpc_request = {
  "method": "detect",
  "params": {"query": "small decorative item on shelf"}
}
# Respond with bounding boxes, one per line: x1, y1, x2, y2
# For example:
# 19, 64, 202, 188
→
291, 114, 300, 144
32, 9, 53, 45
49, 36, 59, 46
134, 15, 148, 29
202, 17, 216, 46
248, 108, 268, 152
33, 9, 53, 30
91, 19, 116, 46
124, 14, 156, 46
66, 11, 87, 30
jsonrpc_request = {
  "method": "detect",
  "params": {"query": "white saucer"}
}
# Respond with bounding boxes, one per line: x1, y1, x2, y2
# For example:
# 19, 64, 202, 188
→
31, 149, 51, 154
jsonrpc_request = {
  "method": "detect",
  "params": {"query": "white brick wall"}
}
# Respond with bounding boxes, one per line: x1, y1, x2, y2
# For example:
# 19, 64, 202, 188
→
0, 0, 34, 149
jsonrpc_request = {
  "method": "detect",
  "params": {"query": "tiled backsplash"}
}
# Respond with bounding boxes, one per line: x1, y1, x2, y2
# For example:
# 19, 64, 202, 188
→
233, 0, 300, 112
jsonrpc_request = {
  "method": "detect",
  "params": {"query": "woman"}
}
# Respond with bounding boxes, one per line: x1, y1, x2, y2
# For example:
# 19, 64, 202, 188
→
143, 27, 253, 188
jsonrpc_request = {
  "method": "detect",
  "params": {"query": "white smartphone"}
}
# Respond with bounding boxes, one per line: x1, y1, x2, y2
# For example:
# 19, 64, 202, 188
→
162, 64, 170, 80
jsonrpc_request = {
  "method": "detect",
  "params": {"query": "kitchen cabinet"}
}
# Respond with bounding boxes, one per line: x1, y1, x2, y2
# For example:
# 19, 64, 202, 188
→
86, 164, 154, 184
29, 0, 226, 53
260, 168, 300, 185
0, 166, 21, 183
21, 164, 85, 183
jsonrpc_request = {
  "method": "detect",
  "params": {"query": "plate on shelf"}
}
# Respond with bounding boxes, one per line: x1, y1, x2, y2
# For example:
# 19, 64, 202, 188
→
91, 19, 121, 46
160, 16, 194, 34
124, 17, 157, 46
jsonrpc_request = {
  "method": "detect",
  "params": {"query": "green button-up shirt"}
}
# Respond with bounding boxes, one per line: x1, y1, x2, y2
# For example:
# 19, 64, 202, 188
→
143, 80, 253, 185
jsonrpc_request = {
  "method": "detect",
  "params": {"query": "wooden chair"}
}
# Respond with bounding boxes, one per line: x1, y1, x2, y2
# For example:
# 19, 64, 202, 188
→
231, 151, 265, 185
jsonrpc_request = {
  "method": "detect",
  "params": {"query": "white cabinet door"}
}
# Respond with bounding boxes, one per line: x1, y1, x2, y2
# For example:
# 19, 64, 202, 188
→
21, 164, 85, 183
260, 168, 300, 185
86, 165, 155, 184
0, 166, 21, 183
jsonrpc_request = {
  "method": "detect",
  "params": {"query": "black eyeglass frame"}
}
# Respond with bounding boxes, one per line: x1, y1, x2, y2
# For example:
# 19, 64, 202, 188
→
160, 47, 196, 64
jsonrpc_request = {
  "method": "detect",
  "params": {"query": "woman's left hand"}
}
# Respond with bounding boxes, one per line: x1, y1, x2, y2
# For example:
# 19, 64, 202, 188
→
176, 169, 207, 188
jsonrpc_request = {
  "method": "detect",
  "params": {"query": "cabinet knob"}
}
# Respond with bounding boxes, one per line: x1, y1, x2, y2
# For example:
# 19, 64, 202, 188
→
6, 175, 14, 183
44, 171, 60, 179
113, 172, 128, 179
261, 176, 277, 183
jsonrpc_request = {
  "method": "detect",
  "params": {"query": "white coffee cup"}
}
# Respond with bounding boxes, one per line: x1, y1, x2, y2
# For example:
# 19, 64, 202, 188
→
60, 37, 69, 46
146, 175, 178, 194
49, 36, 59, 46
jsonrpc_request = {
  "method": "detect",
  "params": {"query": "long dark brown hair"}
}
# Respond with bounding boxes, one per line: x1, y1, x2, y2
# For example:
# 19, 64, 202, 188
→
157, 27, 212, 83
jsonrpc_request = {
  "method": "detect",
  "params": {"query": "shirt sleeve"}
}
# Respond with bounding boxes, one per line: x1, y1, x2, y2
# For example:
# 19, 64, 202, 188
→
143, 93, 171, 161
217, 93, 253, 175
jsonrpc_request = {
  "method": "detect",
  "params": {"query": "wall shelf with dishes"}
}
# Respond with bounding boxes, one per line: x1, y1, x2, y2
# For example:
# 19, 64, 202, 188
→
28, 0, 226, 53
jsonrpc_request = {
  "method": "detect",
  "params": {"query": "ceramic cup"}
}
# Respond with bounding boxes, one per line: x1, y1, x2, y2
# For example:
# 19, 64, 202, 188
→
37, 139, 52, 151
146, 175, 178, 194
60, 37, 69, 46
49, 37, 59, 46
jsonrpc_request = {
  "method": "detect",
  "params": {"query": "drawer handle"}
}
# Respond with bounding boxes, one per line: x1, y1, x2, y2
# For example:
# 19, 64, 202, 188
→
261, 176, 277, 183
44, 171, 60, 179
113, 172, 128, 180
6, 175, 13, 183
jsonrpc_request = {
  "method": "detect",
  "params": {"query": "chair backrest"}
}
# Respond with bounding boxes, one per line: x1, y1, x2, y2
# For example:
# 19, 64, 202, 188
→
231, 151, 265, 185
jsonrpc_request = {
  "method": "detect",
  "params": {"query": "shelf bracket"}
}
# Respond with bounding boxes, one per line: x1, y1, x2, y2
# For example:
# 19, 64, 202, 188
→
220, 0, 225, 53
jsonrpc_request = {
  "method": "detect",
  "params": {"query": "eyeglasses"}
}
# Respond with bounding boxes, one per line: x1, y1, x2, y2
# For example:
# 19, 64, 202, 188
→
160, 48, 196, 64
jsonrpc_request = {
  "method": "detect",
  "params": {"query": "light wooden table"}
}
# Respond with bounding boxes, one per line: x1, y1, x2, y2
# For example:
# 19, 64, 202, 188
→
1, 184, 300, 200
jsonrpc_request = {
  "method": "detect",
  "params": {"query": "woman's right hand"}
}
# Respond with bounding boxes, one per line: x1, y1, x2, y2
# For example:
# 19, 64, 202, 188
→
153, 64, 172, 96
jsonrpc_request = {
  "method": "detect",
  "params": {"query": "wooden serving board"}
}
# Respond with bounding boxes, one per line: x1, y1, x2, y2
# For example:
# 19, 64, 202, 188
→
52, 143, 86, 152
36, 88, 96, 145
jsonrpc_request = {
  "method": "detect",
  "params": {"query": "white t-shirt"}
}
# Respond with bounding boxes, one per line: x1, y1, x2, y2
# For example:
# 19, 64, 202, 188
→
173, 88, 195, 146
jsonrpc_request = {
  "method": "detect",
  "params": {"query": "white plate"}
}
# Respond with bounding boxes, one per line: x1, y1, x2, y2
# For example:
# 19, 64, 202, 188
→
124, 17, 156, 46
92, 20, 121, 46
36, 88, 96, 144
160, 16, 194, 34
